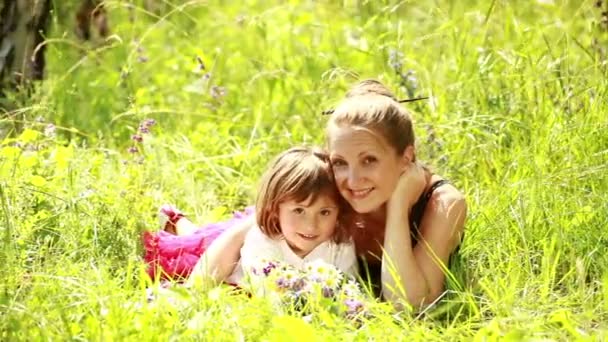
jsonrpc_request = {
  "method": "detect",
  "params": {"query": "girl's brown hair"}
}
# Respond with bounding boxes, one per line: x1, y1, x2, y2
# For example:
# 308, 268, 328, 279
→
255, 147, 351, 243
328, 79, 416, 158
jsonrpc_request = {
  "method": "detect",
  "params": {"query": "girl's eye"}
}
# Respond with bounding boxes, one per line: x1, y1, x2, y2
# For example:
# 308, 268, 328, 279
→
292, 208, 304, 215
320, 209, 333, 216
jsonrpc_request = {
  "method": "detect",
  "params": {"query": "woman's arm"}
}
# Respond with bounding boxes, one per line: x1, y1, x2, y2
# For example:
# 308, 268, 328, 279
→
187, 216, 255, 287
381, 165, 467, 308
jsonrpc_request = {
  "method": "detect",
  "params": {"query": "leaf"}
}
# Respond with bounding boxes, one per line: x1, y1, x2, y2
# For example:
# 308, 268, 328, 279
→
20, 154, 39, 168
19, 129, 41, 143
267, 315, 316, 342
29, 175, 47, 187
1, 146, 21, 159
53, 145, 74, 171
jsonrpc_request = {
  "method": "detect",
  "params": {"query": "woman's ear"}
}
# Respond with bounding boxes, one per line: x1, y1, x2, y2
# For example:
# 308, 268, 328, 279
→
400, 145, 415, 169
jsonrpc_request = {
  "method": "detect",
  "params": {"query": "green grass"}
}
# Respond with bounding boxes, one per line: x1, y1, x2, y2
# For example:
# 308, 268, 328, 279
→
1, 0, 608, 339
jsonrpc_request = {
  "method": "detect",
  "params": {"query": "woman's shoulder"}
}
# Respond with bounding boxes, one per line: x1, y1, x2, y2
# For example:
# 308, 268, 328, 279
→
426, 176, 467, 218
419, 176, 467, 250
429, 176, 465, 202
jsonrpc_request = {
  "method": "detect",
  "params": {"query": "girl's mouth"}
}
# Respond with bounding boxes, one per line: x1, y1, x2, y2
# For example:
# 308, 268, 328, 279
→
297, 233, 318, 240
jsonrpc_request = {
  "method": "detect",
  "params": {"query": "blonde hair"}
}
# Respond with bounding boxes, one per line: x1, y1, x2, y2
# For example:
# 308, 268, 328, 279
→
328, 79, 415, 158
255, 147, 350, 243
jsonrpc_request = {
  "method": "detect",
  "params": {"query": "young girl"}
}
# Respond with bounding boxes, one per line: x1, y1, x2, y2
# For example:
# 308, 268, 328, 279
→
143, 147, 357, 286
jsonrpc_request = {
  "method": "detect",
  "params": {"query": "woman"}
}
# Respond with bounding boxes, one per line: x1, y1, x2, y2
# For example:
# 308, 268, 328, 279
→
324, 80, 467, 307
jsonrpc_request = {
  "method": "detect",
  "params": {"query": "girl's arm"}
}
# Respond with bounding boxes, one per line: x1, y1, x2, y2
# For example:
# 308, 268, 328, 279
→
238, 226, 284, 275
187, 216, 255, 286
381, 164, 467, 308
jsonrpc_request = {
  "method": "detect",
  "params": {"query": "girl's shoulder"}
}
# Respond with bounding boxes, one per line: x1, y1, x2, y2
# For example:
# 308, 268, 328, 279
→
243, 224, 281, 248
305, 239, 354, 258
326, 238, 357, 260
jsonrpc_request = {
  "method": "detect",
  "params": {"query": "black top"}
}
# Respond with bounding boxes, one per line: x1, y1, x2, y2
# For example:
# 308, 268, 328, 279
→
357, 179, 451, 297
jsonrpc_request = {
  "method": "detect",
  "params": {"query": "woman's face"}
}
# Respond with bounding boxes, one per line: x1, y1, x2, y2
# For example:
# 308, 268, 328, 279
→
328, 124, 407, 215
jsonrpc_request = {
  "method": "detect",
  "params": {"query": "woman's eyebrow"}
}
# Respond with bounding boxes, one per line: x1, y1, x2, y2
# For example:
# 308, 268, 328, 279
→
358, 150, 381, 157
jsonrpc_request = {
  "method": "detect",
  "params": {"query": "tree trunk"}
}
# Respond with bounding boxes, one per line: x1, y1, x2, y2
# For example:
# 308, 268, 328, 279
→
0, 0, 52, 102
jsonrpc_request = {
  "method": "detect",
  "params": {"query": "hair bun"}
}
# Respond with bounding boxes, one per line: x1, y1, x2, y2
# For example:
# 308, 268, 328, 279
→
345, 79, 397, 101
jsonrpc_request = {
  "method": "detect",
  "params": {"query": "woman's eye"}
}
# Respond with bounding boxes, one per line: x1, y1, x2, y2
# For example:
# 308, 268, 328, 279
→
362, 156, 378, 165
292, 208, 304, 214
331, 159, 346, 168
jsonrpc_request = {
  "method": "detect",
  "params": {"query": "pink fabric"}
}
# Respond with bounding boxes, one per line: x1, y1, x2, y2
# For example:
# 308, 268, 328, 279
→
143, 207, 255, 281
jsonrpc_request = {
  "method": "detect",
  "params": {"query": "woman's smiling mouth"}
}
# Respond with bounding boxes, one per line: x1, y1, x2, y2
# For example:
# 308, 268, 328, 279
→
350, 187, 374, 199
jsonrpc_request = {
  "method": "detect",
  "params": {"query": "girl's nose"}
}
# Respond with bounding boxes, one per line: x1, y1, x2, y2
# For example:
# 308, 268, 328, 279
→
303, 216, 319, 233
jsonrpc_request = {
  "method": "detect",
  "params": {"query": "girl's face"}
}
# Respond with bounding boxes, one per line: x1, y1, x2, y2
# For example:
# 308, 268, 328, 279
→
328, 125, 407, 215
277, 194, 339, 257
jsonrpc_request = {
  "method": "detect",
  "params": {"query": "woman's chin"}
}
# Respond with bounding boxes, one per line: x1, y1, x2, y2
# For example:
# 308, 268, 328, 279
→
350, 201, 383, 215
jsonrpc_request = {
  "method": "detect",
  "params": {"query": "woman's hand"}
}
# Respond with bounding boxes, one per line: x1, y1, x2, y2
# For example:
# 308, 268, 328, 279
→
382, 164, 468, 308
389, 162, 427, 209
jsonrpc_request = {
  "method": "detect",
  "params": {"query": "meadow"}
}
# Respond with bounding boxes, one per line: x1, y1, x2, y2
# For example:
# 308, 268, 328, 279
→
1, 0, 608, 340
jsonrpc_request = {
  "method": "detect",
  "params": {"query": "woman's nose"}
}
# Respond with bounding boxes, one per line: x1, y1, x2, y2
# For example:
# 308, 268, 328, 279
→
347, 167, 362, 186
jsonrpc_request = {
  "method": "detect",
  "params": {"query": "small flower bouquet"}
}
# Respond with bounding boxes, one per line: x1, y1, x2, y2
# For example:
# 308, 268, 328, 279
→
247, 259, 368, 319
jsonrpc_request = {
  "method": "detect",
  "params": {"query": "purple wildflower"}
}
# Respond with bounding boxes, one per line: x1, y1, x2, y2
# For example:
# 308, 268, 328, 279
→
263, 261, 277, 276
44, 124, 56, 138
345, 298, 364, 316
291, 278, 306, 292
400, 69, 419, 97
120, 69, 130, 80
276, 277, 290, 289
138, 118, 156, 134
321, 286, 335, 298
274, 268, 300, 289
146, 288, 156, 303
195, 56, 205, 71
235, 14, 246, 26
131, 134, 143, 142
388, 49, 404, 72
138, 56, 149, 63
143, 118, 156, 127
210, 85, 227, 99
127, 146, 138, 154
